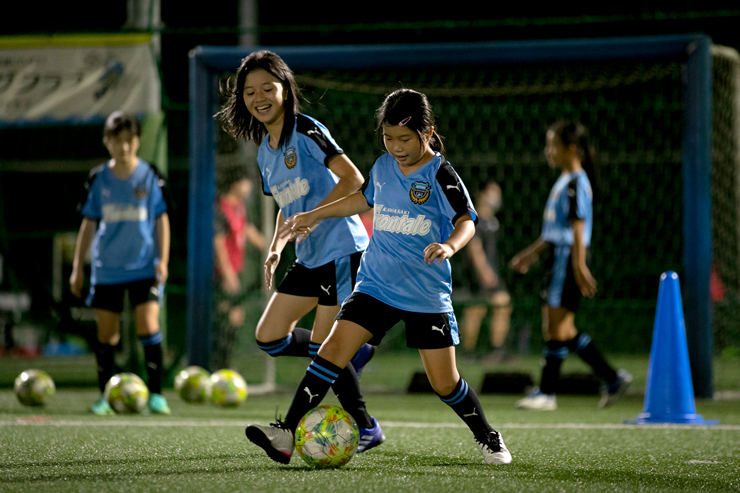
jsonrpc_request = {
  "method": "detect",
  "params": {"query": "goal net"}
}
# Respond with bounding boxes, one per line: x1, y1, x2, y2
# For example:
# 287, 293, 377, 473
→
189, 36, 739, 397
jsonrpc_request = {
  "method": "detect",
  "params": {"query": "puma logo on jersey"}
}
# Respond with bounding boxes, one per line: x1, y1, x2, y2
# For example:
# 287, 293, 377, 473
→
463, 409, 478, 417
431, 325, 446, 334
307, 128, 321, 137
320, 285, 331, 295
446, 183, 462, 192
304, 387, 319, 403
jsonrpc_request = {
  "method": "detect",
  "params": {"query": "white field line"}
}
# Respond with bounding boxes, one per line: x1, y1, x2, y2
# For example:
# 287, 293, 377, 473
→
2, 419, 740, 431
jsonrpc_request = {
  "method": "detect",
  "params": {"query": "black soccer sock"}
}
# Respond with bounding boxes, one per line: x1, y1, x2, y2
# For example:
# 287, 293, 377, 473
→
284, 355, 340, 432
256, 327, 312, 358
331, 362, 373, 429
140, 332, 163, 395
567, 333, 618, 383
438, 378, 493, 439
540, 340, 568, 395
95, 342, 116, 394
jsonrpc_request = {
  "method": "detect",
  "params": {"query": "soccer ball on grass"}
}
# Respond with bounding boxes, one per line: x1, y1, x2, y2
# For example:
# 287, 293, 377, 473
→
105, 372, 149, 414
295, 405, 360, 468
174, 365, 212, 403
209, 369, 247, 407
14, 369, 55, 406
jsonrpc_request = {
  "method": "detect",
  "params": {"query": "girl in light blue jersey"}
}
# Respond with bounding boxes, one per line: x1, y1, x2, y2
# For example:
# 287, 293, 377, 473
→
218, 50, 381, 452
246, 89, 512, 466
70, 111, 171, 416
509, 120, 631, 411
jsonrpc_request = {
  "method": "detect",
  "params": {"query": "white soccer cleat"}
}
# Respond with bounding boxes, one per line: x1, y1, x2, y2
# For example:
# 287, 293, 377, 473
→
476, 430, 512, 465
515, 388, 557, 410
598, 369, 633, 409
245, 421, 294, 464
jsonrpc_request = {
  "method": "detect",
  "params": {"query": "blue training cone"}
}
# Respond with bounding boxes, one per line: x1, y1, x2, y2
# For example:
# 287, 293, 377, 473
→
627, 271, 718, 425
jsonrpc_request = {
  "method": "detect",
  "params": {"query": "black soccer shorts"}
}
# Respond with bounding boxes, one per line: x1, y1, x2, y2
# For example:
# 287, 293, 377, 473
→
336, 291, 459, 349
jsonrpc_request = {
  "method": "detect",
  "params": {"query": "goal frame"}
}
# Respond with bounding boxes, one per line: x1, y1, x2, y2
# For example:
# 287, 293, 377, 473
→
188, 34, 714, 396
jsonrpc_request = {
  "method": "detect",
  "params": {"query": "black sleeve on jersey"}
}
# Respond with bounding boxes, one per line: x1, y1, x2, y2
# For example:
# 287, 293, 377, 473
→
436, 160, 478, 226
566, 177, 581, 221
296, 114, 342, 166
77, 164, 105, 218
359, 155, 383, 207
150, 165, 176, 220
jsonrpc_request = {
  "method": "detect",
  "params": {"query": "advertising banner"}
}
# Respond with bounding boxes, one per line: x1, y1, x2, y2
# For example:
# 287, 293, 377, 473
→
0, 34, 160, 126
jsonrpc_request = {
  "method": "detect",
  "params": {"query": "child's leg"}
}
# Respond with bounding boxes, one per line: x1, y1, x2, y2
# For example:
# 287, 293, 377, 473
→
489, 291, 512, 350
461, 305, 486, 353
311, 305, 373, 429
283, 320, 374, 431
135, 301, 163, 394
565, 331, 618, 383
95, 309, 121, 393
420, 346, 493, 438
539, 306, 578, 394
255, 292, 316, 357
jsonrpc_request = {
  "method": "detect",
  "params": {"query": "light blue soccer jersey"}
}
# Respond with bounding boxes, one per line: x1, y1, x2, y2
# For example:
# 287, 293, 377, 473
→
81, 160, 168, 285
540, 170, 592, 247
356, 152, 477, 313
258, 114, 369, 268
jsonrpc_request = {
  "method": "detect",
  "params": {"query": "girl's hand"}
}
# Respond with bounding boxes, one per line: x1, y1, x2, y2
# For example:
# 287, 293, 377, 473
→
264, 252, 280, 291
155, 261, 168, 285
423, 243, 455, 265
509, 252, 536, 274
69, 268, 84, 298
278, 212, 318, 243
574, 265, 597, 298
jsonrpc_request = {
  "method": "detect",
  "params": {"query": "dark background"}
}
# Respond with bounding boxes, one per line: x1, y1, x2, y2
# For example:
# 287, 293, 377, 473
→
0, 2, 738, 357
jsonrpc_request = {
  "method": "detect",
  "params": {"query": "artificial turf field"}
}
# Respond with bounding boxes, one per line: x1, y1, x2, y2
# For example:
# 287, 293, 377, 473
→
1, 354, 739, 492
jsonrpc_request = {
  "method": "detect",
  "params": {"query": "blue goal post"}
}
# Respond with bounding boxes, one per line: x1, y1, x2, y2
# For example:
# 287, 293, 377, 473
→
187, 34, 714, 397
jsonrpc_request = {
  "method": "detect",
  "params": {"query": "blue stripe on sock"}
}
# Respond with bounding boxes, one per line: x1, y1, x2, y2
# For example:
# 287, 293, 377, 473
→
441, 379, 468, 406
544, 346, 569, 359
308, 360, 339, 379
138, 332, 163, 346
307, 366, 337, 384
308, 342, 321, 357
257, 334, 293, 355
576, 333, 592, 352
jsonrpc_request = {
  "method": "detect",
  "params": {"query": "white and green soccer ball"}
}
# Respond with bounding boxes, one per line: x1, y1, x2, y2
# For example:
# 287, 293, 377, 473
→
295, 405, 360, 468
105, 373, 149, 414
14, 369, 55, 406
209, 369, 247, 407
174, 365, 212, 403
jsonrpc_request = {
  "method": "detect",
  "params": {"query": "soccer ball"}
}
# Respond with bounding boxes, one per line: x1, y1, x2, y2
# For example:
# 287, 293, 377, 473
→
14, 369, 55, 406
209, 369, 247, 407
105, 373, 149, 414
174, 365, 212, 403
295, 405, 360, 468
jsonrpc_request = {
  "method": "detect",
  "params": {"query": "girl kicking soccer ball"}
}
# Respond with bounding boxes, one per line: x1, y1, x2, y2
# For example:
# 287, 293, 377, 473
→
246, 88, 512, 466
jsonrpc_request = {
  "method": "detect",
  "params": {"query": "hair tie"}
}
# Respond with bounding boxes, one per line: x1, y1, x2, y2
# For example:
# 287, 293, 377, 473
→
398, 116, 412, 126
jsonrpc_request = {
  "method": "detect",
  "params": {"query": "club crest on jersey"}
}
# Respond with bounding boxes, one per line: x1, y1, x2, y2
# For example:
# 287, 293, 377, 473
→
134, 186, 148, 199
284, 146, 297, 169
409, 181, 431, 205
